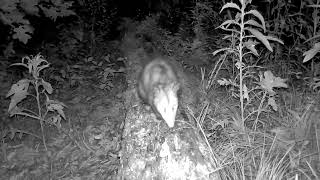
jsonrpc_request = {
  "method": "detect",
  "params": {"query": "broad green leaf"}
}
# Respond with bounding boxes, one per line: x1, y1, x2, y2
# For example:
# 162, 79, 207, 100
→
268, 97, 278, 111
245, 10, 266, 32
6, 79, 30, 97
266, 36, 284, 45
6, 79, 31, 112
217, 78, 233, 86
40, 6, 59, 21
47, 100, 66, 120
259, 71, 288, 95
47, 98, 66, 119
40, 79, 53, 94
8, 106, 22, 117
1, 11, 29, 25
0, 0, 19, 12
244, 40, 259, 56
52, 1, 75, 17
235, 61, 245, 70
39, 1, 75, 21
12, 25, 34, 44
20, 0, 39, 16
244, 19, 264, 30
247, 28, 272, 52
220, 3, 241, 13
303, 42, 320, 63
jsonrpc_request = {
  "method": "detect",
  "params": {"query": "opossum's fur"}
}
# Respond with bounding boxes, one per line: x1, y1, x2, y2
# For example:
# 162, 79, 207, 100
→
138, 58, 180, 128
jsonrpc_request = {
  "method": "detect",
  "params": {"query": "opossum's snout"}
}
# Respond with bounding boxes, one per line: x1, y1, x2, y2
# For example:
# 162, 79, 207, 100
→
154, 88, 178, 128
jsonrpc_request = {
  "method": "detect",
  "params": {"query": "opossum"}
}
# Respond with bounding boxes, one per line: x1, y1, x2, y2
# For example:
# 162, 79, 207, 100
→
138, 58, 180, 128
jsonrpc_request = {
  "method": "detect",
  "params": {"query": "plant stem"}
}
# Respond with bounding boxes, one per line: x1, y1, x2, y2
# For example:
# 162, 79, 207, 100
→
35, 80, 47, 151
239, 3, 245, 132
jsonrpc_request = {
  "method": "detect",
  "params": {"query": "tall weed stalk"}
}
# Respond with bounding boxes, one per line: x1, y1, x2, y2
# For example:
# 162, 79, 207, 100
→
6, 54, 66, 151
213, 0, 285, 130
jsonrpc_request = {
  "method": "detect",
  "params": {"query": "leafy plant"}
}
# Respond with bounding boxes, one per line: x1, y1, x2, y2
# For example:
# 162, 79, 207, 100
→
98, 56, 125, 90
0, 0, 75, 56
212, 0, 285, 130
301, 1, 320, 92
6, 54, 66, 150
